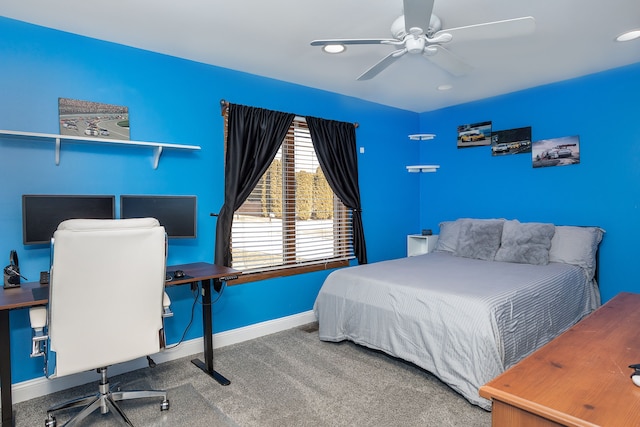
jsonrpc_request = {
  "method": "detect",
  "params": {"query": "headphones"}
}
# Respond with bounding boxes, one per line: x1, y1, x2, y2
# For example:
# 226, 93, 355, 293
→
10, 250, 18, 267
4, 250, 22, 285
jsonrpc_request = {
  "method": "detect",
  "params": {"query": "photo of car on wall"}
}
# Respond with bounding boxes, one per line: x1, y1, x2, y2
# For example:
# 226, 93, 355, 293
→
59, 98, 130, 141
457, 121, 492, 148
532, 135, 580, 168
491, 126, 532, 156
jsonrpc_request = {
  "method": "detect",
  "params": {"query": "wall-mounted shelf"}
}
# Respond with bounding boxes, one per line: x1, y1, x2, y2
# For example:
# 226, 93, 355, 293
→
407, 134, 438, 172
407, 165, 440, 173
408, 134, 436, 140
0, 129, 201, 169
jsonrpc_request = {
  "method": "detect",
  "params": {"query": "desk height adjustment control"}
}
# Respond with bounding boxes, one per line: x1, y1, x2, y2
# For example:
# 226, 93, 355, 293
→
214, 275, 238, 293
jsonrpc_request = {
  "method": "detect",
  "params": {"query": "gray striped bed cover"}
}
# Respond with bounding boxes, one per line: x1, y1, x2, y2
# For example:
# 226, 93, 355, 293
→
313, 252, 599, 409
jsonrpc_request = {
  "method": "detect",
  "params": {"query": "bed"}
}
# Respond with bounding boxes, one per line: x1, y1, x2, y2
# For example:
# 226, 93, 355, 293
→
313, 219, 604, 410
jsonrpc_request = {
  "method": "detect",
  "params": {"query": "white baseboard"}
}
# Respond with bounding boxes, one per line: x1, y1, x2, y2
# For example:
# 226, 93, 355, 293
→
9, 310, 317, 405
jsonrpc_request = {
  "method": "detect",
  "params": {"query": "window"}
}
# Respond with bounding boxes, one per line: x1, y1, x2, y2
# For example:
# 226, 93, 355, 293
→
226, 118, 354, 278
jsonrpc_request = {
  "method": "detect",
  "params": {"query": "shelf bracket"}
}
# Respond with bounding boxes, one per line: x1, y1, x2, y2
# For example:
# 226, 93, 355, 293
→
55, 137, 61, 166
153, 145, 163, 170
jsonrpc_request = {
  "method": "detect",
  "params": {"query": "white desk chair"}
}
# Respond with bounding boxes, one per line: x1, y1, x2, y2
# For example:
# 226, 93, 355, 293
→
29, 218, 172, 427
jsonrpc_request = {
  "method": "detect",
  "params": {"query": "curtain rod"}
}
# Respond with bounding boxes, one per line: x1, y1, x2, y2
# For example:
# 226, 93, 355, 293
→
220, 99, 359, 128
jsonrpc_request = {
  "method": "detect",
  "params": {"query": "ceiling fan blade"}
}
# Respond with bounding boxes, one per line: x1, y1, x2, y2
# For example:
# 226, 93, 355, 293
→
423, 45, 473, 77
311, 38, 396, 46
435, 16, 535, 44
403, 0, 435, 34
357, 49, 407, 81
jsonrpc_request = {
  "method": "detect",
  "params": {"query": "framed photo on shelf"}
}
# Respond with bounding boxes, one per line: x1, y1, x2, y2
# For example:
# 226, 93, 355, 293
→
58, 98, 129, 141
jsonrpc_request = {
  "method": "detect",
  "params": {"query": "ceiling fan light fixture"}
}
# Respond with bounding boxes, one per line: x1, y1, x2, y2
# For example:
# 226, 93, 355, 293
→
406, 37, 426, 54
322, 44, 346, 54
616, 29, 640, 42
312, 1, 536, 81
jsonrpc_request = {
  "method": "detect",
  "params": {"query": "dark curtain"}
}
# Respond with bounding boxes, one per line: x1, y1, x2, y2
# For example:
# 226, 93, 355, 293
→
306, 116, 367, 264
215, 104, 294, 266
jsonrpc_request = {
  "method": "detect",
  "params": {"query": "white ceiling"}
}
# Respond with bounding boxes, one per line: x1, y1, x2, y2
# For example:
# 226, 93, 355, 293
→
2, 0, 640, 112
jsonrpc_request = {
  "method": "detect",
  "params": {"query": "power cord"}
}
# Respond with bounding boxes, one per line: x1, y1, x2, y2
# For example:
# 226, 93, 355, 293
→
211, 280, 226, 304
166, 284, 200, 350
165, 280, 226, 350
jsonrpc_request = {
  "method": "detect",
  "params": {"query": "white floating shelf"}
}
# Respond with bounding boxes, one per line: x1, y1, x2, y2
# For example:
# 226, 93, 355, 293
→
407, 165, 440, 173
408, 134, 436, 141
0, 129, 201, 169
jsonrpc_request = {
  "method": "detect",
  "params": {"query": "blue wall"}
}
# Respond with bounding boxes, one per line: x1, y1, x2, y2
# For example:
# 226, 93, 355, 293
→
418, 62, 640, 303
0, 17, 420, 384
3, 15, 638, 386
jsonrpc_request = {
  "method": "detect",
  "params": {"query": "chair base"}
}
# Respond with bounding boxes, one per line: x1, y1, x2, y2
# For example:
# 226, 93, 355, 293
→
45, 367, 169, 427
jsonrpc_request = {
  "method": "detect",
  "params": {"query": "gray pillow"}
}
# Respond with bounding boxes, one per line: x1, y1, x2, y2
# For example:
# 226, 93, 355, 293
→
494, 220, 555, 265
455, 219, 504, 261
434, 221, 460, 253
549, 226, 604, 279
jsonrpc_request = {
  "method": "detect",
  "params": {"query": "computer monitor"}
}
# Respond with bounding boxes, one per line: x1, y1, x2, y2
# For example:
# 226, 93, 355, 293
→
22, 194, 116, 245
120, 195, 197, 239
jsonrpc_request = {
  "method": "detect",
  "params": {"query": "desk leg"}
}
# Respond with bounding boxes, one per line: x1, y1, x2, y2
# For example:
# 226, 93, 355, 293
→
191, 278, 230, 386
1, 310, 14, 426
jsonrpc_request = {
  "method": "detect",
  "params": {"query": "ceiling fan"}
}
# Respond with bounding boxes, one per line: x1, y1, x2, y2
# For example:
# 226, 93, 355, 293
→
310, 0, 535, 80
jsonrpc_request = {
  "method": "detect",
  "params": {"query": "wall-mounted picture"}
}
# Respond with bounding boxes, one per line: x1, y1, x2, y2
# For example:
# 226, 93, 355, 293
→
491, 126, 532, 156
532, 135, 580, 168
457, 121, 492, 148
58, 97, 129, 141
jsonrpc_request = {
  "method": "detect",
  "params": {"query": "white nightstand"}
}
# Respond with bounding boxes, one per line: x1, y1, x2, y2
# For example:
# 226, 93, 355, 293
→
407, 234, 439, 257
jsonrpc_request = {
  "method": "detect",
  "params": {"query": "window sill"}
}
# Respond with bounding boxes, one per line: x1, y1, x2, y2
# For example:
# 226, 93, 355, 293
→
227, 259, 350, 285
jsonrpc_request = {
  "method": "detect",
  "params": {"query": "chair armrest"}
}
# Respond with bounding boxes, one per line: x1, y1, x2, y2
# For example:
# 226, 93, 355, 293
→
29, 306, 47, 331
29, 306, 48, 358
162, 291, 173, 318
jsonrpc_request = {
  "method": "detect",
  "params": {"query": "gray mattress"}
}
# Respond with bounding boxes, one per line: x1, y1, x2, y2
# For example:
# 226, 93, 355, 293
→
313, 252, 599, 409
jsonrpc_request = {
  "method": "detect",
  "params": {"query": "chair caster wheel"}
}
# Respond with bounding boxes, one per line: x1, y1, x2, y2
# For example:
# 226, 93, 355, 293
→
45, 415, 57, 427
161, 399, 170, 411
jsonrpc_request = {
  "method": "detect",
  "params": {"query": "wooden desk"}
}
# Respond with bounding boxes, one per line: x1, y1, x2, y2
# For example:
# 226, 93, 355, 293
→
0, 262, 238, 426
480, 292, 640, 427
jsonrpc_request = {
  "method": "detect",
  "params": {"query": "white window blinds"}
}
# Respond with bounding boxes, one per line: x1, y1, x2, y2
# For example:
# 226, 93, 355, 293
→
230, 119, 354, 273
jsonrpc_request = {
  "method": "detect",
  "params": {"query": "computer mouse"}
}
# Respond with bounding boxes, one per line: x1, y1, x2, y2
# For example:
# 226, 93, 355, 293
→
173, 269, 185, 279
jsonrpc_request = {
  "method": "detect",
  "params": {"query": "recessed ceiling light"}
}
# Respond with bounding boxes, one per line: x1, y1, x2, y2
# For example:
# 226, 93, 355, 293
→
437, 84, 453, 91
616, 29, 640, 42
322, 44, 346, 54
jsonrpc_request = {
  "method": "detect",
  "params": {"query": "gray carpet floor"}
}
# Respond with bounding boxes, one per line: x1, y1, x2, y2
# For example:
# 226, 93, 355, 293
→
13, 324, 491, 426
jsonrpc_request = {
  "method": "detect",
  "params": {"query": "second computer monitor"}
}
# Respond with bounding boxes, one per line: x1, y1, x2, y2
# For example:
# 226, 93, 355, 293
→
120, 195, 197, 239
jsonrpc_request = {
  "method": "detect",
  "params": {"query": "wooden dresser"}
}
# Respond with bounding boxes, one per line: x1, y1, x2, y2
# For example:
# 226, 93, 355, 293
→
480, 292, 640, 427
